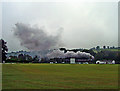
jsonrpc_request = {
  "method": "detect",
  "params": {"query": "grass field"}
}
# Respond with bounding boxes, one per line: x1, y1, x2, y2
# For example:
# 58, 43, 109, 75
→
2, 64, 119, 89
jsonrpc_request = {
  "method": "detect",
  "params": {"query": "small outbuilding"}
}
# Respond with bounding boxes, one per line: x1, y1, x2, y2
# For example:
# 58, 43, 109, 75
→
70, 58, 75, 64
96, 60, 115, 64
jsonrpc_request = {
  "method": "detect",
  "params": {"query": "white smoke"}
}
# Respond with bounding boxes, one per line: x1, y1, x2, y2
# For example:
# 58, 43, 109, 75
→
46, 49, 65, 58
47, 50, 94, 59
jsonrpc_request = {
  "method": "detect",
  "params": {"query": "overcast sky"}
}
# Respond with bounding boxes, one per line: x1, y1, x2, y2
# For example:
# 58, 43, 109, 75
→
2, 1, 118, 52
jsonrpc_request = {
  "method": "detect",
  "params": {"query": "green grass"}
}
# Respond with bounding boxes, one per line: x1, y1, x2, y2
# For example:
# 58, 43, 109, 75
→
2, 64, 119, 89
93, 49, 120, 53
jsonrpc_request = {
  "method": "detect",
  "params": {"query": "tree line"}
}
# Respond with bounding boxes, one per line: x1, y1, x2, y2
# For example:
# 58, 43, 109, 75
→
1, 39, 120, 64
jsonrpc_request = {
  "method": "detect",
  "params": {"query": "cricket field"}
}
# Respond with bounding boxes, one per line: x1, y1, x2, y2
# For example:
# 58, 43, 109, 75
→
2, 64, 119, 89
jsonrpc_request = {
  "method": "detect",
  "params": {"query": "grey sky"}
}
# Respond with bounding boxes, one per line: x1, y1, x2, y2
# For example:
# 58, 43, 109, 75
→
2, 1, 118, 52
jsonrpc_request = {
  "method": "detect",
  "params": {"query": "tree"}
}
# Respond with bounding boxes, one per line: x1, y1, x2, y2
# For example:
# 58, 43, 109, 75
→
18, 54, 24, 61
103, 46, 106, 49
32, 55, 39, 62
96, 46, 100, 50
0, 39, 8, 63
94, 51, 104, 60
81, 49, 96, 56
72, 49, 78, 53
81, 49, 89, 53
25, 54, 32, 61
59, 48, 67, 53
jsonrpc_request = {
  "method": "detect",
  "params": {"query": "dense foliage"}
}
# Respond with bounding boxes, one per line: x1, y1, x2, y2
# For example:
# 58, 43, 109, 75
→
5, 47, 120, 64
0, 39, 8, 63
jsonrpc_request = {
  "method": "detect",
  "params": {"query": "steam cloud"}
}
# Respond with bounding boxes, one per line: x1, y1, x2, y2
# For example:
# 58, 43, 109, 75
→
13, 23, 63, 51
47, 50, 94, 59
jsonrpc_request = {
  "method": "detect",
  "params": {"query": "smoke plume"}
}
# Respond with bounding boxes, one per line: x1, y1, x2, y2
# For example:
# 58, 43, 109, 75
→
47, 50, 94, 59
13, 23, 63, 51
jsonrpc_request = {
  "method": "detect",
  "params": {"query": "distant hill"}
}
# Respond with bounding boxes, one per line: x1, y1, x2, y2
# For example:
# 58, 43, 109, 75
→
7, 49, 54, 58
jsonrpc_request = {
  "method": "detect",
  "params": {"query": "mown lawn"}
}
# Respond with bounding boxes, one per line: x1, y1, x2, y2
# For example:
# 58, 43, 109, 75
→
2, 64, 118, 89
